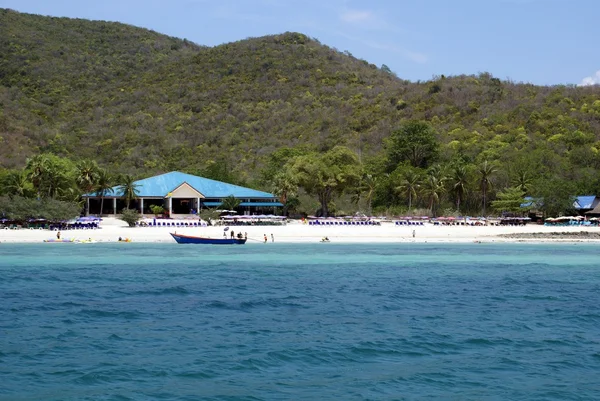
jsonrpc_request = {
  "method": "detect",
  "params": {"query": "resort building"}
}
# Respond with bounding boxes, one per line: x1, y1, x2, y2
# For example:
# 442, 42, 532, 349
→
83, 171, 283, 216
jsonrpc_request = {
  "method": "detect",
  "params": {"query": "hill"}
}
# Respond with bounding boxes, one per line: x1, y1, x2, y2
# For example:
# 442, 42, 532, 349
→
1, 9, 600, 194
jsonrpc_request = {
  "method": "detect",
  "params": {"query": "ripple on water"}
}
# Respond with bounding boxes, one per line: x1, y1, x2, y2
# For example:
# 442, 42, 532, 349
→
1, 243, 600, 400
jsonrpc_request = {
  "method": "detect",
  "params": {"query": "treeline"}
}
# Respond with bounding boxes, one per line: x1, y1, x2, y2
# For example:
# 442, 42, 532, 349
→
264, 120, 576, 218
0, 124, 581, 219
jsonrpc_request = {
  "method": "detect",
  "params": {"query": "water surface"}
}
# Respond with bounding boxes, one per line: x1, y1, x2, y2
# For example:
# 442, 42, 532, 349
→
1, 243, 599, 400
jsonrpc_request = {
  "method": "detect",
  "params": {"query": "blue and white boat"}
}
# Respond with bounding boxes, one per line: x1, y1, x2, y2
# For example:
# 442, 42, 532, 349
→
170, 232, 247, 245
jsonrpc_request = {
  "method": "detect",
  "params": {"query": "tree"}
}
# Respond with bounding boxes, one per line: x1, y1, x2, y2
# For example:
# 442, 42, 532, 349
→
0, 196, 80, 221
422, 169, 446, 217
353, 173, 377, 215
451, 165, 469, 213
119, 174, 140, 209
94, 169, 114, 215
76, 160, 100, 194
395, 169, 421, 212
511, 169, 533, 195
119, 208, 141, 227
271, 170, 298, 215
290, 146, 360, 217
386, 120, 439, 171
220, 195, 241, 211
3, 170, 32, 198
491, 187, 526, 214
478, 160, 497, 216
532, 178, 576, 218
25, 154, 50, 198
25, 153, 76, 199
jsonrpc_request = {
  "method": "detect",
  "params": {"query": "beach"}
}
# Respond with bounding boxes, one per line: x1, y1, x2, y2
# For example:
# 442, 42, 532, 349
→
2, 218, 600, 243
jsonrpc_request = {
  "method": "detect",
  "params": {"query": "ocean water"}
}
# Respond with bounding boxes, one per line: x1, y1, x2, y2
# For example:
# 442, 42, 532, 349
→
1, 243, 600, 401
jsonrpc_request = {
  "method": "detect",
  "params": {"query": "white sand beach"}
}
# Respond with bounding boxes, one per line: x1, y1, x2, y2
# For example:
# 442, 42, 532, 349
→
1, 218, 600, 244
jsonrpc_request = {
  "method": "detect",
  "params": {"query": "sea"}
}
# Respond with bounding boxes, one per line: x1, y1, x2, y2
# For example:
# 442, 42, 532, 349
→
1, 242, 599, 401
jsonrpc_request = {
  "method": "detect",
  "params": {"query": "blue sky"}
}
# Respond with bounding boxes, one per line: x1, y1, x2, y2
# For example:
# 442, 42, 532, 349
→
1, 0, 598, 86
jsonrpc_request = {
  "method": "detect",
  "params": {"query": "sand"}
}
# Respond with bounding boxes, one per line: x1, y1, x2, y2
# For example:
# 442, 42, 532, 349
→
1, 218, 600, 244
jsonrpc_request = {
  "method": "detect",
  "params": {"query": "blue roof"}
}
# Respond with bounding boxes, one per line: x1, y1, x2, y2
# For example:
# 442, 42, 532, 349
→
574, 195, 597, 210
86, 171, 277, 199
521, 196, 535, 209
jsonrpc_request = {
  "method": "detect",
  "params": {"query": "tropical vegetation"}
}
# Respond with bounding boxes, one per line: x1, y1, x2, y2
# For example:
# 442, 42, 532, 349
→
1, 9, 600, 219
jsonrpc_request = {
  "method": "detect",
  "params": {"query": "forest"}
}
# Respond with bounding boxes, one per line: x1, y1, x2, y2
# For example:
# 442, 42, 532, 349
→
1, 9, 600, 218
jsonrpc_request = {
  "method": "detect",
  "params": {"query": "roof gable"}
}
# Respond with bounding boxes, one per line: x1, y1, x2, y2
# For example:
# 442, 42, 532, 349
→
170, 182, 204, 198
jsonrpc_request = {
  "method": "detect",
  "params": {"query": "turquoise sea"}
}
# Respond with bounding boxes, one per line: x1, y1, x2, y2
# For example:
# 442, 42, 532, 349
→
1, 243, 600, 400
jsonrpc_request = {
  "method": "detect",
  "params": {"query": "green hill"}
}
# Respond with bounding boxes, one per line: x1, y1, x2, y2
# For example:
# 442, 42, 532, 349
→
2, 9, 600, 201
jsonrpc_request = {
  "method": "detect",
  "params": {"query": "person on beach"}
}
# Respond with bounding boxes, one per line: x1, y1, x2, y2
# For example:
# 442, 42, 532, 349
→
263, 234, 267, 243
271, 233, 274, 242
56, 231, 61, 240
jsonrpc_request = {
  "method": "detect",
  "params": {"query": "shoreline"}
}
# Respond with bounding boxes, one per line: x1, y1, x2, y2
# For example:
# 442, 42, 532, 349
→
2, 218, 600, 244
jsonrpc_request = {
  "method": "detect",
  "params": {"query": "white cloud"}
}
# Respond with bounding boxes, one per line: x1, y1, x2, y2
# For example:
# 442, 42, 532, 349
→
340, 9, 373, 23
579, 71, 600, 86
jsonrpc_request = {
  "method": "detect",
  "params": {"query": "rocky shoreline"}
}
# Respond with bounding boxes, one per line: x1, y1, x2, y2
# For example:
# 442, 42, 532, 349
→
498, 231, 600, 240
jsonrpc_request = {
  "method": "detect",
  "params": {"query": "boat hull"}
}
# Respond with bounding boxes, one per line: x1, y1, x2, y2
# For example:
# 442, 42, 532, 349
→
170, 233, 246, 245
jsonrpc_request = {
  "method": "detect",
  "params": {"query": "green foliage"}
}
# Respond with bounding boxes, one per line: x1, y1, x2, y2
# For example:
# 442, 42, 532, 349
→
532, 178, 576, 217
119, 208, 141, 227
149, 204, 165, 215
25, 153, 78, 200
220, 195, 241, 211
386, 120, 439, 171
118, 174, 139, 208
491, 187, 526, 214
0, 196, 80, 221
394, 166, 423, 212
289, 146, 360, 217
94, 168, 114, 215
199, 208, 220, 224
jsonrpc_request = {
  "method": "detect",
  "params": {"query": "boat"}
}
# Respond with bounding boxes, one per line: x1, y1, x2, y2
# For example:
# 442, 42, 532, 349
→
170, 232, 247, 245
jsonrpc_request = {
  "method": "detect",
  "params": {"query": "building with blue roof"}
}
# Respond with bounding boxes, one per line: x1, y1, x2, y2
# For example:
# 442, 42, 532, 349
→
573, 195, 599, 212
83, 171, 283, 216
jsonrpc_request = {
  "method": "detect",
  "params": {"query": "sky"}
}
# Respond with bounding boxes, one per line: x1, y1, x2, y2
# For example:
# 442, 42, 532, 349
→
1, 0, 598, 86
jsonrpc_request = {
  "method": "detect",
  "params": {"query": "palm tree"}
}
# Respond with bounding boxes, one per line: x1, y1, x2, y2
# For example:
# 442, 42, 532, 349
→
5, 170, 31, 198
47, 169, 73, 199
119, 174, 139, 209
422, 175, 446, 217
512, 169, 533, 195
271, 171, 298, 214
220, 195, 241, 211
25, 154, 49, 198
95, 169, 114, 215
395, 170, 420, 212
352, 173, 377, 215
478, 160, 497, 216
451, 165, 469, 213
76, 160, 99, 194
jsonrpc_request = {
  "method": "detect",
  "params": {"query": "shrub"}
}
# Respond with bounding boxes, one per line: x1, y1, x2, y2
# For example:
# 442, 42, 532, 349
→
119, 208, 141, 227
150, 204, 164, 215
